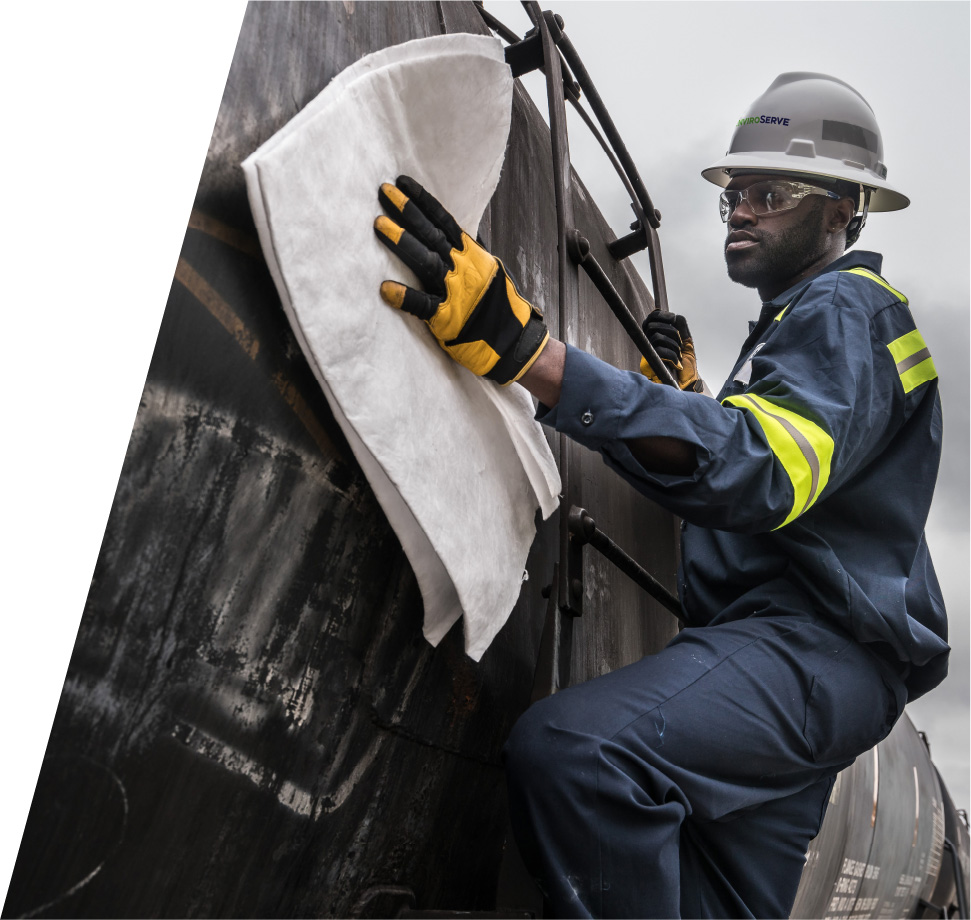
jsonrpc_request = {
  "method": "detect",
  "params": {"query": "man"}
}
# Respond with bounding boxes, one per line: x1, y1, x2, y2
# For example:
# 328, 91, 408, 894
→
373, 73, 948, 918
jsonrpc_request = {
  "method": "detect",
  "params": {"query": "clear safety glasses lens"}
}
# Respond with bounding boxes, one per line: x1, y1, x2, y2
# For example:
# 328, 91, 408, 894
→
719, 180, 840, 222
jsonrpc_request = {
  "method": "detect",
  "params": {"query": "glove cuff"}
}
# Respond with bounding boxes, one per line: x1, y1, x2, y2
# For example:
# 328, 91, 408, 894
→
486, 312, 549, 385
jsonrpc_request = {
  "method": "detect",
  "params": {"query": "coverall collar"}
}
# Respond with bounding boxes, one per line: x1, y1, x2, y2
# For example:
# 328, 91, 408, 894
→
763, 250, 884, 311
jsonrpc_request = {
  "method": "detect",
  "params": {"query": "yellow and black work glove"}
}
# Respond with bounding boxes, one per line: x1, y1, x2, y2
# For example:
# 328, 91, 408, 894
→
374, 175, 549, 386
640, 310, 705, 392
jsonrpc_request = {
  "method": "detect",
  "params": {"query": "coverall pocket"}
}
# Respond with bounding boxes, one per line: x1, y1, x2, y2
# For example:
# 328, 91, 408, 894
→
802, 645, 902, 766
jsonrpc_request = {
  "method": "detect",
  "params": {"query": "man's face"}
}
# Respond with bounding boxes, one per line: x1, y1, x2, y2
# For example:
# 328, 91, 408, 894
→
723, 174, 834, 300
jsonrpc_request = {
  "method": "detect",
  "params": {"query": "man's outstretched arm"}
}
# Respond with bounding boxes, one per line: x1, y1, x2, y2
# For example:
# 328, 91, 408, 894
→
519, 338, 698, 477
372, 176, 697, 479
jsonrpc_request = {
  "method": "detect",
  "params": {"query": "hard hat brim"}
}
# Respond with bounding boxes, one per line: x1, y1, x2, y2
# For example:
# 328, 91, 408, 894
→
701, 155, 910, 212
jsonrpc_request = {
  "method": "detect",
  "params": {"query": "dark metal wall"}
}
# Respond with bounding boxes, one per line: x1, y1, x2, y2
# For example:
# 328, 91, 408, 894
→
2, 4, 678, 918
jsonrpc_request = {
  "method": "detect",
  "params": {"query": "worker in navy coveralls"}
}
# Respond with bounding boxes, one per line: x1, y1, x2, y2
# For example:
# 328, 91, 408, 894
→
373, 72, 948, 918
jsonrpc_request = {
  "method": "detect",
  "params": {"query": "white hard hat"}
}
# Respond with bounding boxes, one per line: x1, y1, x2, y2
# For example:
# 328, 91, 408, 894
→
702, 72, 909, 213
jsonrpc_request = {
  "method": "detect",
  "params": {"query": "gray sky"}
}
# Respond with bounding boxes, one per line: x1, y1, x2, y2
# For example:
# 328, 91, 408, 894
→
1, 0, 967, 896
489, 0, 969, 809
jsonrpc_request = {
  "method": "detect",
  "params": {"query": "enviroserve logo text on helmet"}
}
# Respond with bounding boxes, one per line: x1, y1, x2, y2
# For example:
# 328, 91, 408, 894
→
737, 115, 791, 126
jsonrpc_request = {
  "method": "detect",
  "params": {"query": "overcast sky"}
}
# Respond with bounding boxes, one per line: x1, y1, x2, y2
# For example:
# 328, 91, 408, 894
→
1, 0, 967, 897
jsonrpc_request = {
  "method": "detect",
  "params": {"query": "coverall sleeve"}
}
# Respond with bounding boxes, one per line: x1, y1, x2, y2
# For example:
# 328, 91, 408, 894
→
538, 277, 917, 533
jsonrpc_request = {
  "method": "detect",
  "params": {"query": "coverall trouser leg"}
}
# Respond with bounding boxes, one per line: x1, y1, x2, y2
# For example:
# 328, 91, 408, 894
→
503, 613, 905, 919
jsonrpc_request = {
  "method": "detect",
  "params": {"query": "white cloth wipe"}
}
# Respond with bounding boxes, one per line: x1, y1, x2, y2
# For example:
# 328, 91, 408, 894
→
242, 34, 560, 661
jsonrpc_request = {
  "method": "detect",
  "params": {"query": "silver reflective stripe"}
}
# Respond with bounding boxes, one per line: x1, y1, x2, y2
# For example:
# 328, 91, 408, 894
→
734, 394, 822, 514
896, 347, 931, 376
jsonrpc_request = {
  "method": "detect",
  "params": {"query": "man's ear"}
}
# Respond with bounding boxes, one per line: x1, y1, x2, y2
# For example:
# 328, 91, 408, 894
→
830, 197, 856, 233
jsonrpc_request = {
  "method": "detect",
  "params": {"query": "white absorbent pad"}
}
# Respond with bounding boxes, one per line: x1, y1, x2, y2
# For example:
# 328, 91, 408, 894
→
242, 33, 561, 661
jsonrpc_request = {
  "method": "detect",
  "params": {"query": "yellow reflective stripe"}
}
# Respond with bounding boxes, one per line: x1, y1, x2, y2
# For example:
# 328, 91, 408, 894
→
887, 329, 937, 393
887, 329, 925, 364
723, 393, 834, 528
843, 270, 936, 392
774, 302, 791, 322
840, 267, 909, 305
899, 357, 937, 394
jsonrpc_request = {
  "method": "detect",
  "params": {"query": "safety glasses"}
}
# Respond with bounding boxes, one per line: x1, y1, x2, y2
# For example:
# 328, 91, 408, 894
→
719, 179, 840, 222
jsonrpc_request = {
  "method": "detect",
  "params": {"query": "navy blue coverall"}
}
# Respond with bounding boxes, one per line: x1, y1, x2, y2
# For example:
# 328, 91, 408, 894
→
503, 250, 949, 918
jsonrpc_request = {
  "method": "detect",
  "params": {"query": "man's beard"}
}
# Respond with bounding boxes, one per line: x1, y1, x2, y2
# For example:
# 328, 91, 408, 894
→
725, 198, 828, 294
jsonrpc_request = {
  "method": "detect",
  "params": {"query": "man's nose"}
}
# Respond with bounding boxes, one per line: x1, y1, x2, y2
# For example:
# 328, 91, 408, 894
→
728, 197, 758, 227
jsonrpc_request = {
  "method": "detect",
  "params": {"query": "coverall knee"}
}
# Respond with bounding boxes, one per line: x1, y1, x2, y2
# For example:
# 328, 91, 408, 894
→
503, 613, 905, 919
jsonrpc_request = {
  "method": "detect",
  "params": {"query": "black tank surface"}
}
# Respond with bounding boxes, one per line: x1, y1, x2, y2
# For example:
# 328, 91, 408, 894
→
2, 4, 678, 918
